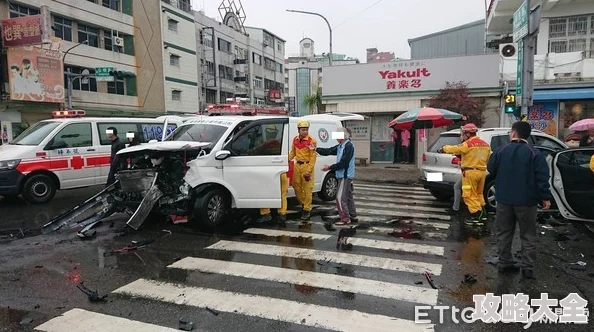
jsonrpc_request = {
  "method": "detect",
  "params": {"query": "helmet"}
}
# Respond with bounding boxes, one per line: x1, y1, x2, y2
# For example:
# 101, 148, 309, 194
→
265, 124, 278, 133
297, 119, 310, 128
461, 123, 478, 133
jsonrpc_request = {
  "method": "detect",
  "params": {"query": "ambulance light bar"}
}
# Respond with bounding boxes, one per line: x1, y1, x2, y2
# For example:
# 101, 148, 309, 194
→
53, 110, 86, 118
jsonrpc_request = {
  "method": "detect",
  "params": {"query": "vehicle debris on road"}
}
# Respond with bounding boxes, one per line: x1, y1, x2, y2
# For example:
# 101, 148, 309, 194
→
76, 282, 107, 302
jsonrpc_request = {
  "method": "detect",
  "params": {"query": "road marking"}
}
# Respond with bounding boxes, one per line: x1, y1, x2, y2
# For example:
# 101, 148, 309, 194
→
352, 200, 449, 213
355, 183, 428, 192
354, 190, 442, 201
113, 279, 436, 332
168, 257, 439, 305
354, 195, 450, 206
356, 208, 451, 221
243, 228, 332, 240
319, 215, 451, 230
207, 240, 443, 275
243, 228, 444, 256
35, 308, 178, 332
355, 186, 434, 196
367, 227, 449, 240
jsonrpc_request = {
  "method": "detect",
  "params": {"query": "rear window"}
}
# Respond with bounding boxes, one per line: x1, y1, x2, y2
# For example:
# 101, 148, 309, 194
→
428, 134, 461, 152
98, 123, 178, 145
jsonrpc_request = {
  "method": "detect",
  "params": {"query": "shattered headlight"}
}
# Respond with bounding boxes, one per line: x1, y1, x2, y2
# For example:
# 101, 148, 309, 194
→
179, 183, 190, 196
0, 159, 21, 171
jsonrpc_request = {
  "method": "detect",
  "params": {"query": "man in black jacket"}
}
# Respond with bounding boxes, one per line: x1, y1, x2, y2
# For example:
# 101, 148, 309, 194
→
487, 121, 552, 279
106, 127, 126, 187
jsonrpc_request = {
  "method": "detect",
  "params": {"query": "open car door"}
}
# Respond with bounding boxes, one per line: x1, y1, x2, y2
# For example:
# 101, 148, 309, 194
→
550, 147, 594, 222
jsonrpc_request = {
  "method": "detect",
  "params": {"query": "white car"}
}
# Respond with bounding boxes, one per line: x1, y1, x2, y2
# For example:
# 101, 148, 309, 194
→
419, 127, 568, 211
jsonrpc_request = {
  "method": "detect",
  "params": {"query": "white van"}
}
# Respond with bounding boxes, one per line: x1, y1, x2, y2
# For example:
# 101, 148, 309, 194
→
116, 113, 364, 229
0, 110, 182, 204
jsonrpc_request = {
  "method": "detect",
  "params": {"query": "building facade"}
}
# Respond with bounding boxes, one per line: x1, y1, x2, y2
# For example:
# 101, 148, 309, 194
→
408, 19, 498, 59
194, 8, 286, 109
322, 54, 502, 165
284, 38, 359, 116
366, 48, 395, 63
486, 0, 594, 140
0, 0, 167, 139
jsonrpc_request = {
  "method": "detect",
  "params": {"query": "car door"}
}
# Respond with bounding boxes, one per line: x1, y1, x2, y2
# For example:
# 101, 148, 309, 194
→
44, 122, 96, 188
221, 118, 289, 209
550, 148, 594, 221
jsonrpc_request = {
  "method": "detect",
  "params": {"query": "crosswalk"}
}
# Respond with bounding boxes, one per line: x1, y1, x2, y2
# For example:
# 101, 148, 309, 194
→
35, 182, 453, 332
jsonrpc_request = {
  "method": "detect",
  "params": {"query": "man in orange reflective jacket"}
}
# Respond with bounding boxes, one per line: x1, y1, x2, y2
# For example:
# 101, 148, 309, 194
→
439, 123, 492, 224
289, 119, 317, 220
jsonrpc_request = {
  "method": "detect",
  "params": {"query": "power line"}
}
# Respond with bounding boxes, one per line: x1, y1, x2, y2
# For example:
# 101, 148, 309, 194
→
333, 0, 386, 29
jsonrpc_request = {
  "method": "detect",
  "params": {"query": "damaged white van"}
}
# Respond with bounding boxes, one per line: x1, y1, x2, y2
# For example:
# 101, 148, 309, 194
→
42, 113, 364, 234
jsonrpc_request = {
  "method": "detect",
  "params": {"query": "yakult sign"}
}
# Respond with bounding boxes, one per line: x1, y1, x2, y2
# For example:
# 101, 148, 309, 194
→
322, 54, 500, 96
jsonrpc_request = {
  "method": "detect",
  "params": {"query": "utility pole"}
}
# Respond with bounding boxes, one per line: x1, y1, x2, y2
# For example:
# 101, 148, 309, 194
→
286, 9, 332, 66
513, 0, 541, 117
62, 40, 88, 109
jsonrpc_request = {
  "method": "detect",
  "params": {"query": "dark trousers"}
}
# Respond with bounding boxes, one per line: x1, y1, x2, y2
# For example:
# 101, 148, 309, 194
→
106, 164, 117, 187
402, 146, 410, 163
496, 202, 538, 270
336, 178, 356, 222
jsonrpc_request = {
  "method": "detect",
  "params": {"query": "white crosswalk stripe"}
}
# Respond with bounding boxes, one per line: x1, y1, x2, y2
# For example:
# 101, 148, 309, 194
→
36, 183, 444, 332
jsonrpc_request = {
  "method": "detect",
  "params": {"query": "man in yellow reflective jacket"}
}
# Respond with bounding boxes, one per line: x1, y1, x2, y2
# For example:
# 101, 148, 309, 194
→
289, 119, 317, 220
590, 154, 594, 173
439, 123, 491, 224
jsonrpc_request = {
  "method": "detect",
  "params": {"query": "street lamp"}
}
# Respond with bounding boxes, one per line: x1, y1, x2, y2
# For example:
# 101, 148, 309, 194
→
286, 9, 332, 66
63, 40, 88, 109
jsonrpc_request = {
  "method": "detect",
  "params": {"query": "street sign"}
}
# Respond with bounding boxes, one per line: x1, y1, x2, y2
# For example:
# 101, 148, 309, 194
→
81, 69, 90, 84
95, 66, 114, 82
513, 1, 528, 42
516, 39, 523, 104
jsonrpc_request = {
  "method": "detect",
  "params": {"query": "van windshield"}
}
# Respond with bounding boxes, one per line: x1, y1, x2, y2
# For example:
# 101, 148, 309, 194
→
168, 123, 228, 143
10, 121, 61, 146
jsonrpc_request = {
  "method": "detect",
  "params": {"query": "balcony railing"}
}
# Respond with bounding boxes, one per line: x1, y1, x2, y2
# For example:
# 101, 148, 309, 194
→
501, 51, 594, 83
162, 0, 192, 13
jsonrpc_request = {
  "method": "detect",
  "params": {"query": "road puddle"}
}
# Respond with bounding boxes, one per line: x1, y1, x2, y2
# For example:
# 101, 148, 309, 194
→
447, 236, 492, 304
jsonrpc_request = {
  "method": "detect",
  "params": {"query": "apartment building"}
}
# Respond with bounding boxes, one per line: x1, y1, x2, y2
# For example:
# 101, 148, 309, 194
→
486, 0, 594, 136
195, 8, 285, 109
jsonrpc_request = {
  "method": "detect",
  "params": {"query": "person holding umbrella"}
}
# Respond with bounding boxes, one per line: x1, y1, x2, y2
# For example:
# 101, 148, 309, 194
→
437, 123, 491, 224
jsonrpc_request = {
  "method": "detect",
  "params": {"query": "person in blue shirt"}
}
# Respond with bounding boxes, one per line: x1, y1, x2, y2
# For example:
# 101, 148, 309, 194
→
487, 121, 552, 280
316, 127, 358, 226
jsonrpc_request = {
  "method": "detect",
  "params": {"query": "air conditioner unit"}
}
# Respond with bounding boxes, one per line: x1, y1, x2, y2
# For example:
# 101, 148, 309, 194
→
114, 36, 124, 47
499, 43, 518, 58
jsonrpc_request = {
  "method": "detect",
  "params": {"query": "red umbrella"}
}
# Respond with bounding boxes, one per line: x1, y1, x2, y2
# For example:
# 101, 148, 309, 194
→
388, 107, 466, 130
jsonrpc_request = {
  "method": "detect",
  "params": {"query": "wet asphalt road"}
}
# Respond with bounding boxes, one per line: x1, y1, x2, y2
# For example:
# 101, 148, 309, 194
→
0, 183, 593, 332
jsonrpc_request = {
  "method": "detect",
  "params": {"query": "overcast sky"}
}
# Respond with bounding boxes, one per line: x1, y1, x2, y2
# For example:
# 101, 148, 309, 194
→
190, 0, 488, 61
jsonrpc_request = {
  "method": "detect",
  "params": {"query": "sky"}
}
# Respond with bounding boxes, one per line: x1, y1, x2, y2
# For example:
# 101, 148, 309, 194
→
190, 0, 488, 61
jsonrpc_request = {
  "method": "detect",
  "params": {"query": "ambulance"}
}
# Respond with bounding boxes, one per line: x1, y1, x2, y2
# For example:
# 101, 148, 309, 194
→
0, 110, 183, 204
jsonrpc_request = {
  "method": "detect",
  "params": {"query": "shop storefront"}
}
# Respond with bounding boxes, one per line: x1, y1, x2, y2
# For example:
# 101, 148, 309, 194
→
322, 54, 502, 165
506, 87, 594, 142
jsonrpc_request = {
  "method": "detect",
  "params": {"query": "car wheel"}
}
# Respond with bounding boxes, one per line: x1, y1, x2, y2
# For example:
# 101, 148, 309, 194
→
484, 180, 496, 212
192, 189, 229, 230
318, 172, 338, 201
429, 189, 452, 202
22, 174, 57, 204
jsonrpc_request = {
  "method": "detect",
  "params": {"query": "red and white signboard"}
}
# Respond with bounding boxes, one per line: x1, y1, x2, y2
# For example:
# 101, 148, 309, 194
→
2, 15, 44, 47
322, 54, 500, 96
268, 89, 281, 100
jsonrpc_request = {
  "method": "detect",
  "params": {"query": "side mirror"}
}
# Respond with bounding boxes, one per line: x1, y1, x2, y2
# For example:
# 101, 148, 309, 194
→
215, 150, 231, 161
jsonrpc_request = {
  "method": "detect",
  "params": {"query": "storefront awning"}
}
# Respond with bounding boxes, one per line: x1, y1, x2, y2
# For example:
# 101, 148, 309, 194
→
509, 87, 594, 101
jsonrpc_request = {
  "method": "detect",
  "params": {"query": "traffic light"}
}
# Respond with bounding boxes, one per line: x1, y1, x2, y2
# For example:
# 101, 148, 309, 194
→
504, 94, 516, 113
108, 70, 136, 79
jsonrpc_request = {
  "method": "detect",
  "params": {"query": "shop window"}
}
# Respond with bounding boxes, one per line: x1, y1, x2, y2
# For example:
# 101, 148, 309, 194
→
561, 100, 594, 139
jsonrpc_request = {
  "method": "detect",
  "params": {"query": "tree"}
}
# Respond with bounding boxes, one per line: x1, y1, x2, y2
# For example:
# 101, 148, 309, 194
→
427, 81, 487, 128
303, 88, 324, 114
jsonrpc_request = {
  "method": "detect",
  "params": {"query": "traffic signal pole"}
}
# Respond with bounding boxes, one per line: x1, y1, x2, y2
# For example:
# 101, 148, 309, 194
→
519, 0, 541, 117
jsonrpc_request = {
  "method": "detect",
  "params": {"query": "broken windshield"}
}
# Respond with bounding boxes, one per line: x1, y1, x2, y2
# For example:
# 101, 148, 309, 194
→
10, 121, 61, 146
168, 123, 228, 143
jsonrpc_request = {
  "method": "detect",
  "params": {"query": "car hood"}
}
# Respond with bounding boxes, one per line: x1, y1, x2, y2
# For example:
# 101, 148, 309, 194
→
117, 141, 211, 155
0, 144, 39, 160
